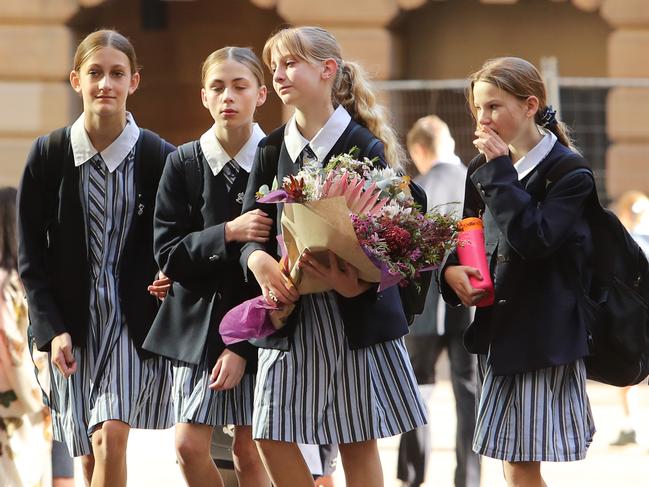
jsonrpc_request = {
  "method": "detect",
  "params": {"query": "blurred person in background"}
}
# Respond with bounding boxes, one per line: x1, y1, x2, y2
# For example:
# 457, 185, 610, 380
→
609, 190, 649, 448
0, 186, 51, 487
397, 116, 481, 487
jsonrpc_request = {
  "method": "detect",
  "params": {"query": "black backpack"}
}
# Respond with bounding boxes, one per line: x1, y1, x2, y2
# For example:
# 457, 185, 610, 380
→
543, 160, 649, 386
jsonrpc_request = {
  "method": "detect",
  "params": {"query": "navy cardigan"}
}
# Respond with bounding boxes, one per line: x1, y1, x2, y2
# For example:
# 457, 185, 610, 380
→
440, 141, 594, 375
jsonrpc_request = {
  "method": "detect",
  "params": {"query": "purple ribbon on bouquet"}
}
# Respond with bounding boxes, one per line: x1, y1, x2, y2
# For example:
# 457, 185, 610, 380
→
219, 296, 279, 345
219, 235, 291, 345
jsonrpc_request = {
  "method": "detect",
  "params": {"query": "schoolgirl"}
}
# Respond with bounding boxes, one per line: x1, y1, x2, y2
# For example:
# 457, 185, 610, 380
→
240, 26, 427, 487
17, 30, 175, 487
441, 57, 596, 487
142, 47, 271, 487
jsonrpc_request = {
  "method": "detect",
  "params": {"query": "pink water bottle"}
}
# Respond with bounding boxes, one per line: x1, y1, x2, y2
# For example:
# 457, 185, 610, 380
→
456, 217, 494, 307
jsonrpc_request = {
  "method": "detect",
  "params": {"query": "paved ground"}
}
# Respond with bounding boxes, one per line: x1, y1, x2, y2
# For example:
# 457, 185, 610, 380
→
72, 379, 649, 487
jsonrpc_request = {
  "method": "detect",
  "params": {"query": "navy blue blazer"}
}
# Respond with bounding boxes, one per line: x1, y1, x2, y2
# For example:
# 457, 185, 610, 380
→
240, 121, 411, 351
440, 141, 594, 375
143, 142, 259, 370
18, 128, 174, 355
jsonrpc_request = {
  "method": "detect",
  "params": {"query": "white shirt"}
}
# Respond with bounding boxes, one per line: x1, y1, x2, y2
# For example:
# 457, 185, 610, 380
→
70, 112, 140, 173
199, 123, 265, 176
513, 128, 557, 181
284, 105, 352, 163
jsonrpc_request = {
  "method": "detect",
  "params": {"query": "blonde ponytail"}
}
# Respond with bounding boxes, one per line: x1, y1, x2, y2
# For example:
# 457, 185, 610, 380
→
263, 26, 405, 169
333, 61, 405, 169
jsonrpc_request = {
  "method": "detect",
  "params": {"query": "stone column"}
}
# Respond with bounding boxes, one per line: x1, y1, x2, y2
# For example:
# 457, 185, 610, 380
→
0, 0, 80, 185
601, 0, 649, 198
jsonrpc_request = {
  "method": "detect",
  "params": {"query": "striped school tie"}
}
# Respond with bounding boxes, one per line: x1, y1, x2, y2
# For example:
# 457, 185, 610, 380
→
87, 156, 106, 275
300, 145, 317, 168
222, 159, 241, 192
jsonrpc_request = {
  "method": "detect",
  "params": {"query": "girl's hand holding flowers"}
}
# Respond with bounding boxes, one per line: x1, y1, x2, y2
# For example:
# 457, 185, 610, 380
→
248, 250, 299, 306
298, 250, 371, 298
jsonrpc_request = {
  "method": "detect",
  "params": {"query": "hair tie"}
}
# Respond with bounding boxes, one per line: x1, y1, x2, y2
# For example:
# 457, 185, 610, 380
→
539, 105, 558, 128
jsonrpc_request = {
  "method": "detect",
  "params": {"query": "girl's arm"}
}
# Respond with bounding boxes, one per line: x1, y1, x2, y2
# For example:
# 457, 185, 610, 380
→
17, 137, 67, 351
239, 140, 279, 275
240, 137, 299, 305
471, 154, 594, 260
154, 151, 271, 283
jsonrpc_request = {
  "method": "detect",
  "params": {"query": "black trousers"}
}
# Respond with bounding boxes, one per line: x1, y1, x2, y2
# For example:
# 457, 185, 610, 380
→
397, 312, 481, 487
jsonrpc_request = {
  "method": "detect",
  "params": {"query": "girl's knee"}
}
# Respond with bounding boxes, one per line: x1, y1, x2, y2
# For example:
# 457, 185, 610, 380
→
339, 439, 377, 457
232, 433, 261, 469
503, 461, 542, 486
92, 421, 129, 460
175, 434, 206, 466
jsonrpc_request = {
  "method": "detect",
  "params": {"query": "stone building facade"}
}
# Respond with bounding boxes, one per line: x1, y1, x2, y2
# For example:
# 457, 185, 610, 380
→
0, 0, 646, 199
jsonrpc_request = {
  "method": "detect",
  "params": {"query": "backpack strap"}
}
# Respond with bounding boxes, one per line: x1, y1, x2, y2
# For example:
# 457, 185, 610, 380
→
136, 128, 168, 196
43, 127, 70, 224
177, 141, 204, 221
540, 156, 603, 215
262, 125, 285, 174
344, 123, 381, 160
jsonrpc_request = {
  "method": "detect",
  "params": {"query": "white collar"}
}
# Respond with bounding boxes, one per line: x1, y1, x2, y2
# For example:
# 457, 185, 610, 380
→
284, 105, 352, 163
199, 123, 265, 176
70, 112, 140, 173
513, 128, 557, 180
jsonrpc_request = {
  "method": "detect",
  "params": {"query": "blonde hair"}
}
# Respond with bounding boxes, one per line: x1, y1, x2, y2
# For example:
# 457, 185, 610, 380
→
201, 46, 265, 87
263, 26, 405, 169
468, 57, 574, 150
73, 29, 138, 74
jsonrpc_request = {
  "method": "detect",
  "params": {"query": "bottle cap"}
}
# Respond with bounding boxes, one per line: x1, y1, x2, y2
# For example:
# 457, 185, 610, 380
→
458, 217, 483, 232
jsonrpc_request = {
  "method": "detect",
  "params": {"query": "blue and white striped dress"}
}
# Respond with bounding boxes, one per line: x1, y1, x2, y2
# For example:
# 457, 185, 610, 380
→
253, 292, 427, 444
473, 354, 595, 462
49, 149, 173, 457
173, 351, 256, 426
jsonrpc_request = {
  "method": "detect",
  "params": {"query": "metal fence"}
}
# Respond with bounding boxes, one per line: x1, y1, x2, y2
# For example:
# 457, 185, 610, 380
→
374, 76, 649, 203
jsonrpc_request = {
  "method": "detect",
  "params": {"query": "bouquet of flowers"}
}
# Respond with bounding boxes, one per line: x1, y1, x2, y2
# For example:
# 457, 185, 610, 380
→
219, 149, 458, 344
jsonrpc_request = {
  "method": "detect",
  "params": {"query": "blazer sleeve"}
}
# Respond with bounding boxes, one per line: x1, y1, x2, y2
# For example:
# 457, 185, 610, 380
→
239, 140, 279, 277
471, 153, 594, 260
17, 137, 67, 348
154, 150, 232, 283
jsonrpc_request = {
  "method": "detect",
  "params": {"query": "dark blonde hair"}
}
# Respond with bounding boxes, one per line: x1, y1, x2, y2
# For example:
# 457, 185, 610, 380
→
468, 57, 574, 149
201, 47, 265, 87
73, 29, 138, 74
263, 26, 405, 169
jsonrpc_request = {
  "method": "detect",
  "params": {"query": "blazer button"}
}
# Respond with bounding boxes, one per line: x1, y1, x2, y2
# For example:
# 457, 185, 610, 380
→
209, 255, 218, 261
476, 182, 483, 190
496, 254, 506, 263
497, 299, 507, 306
